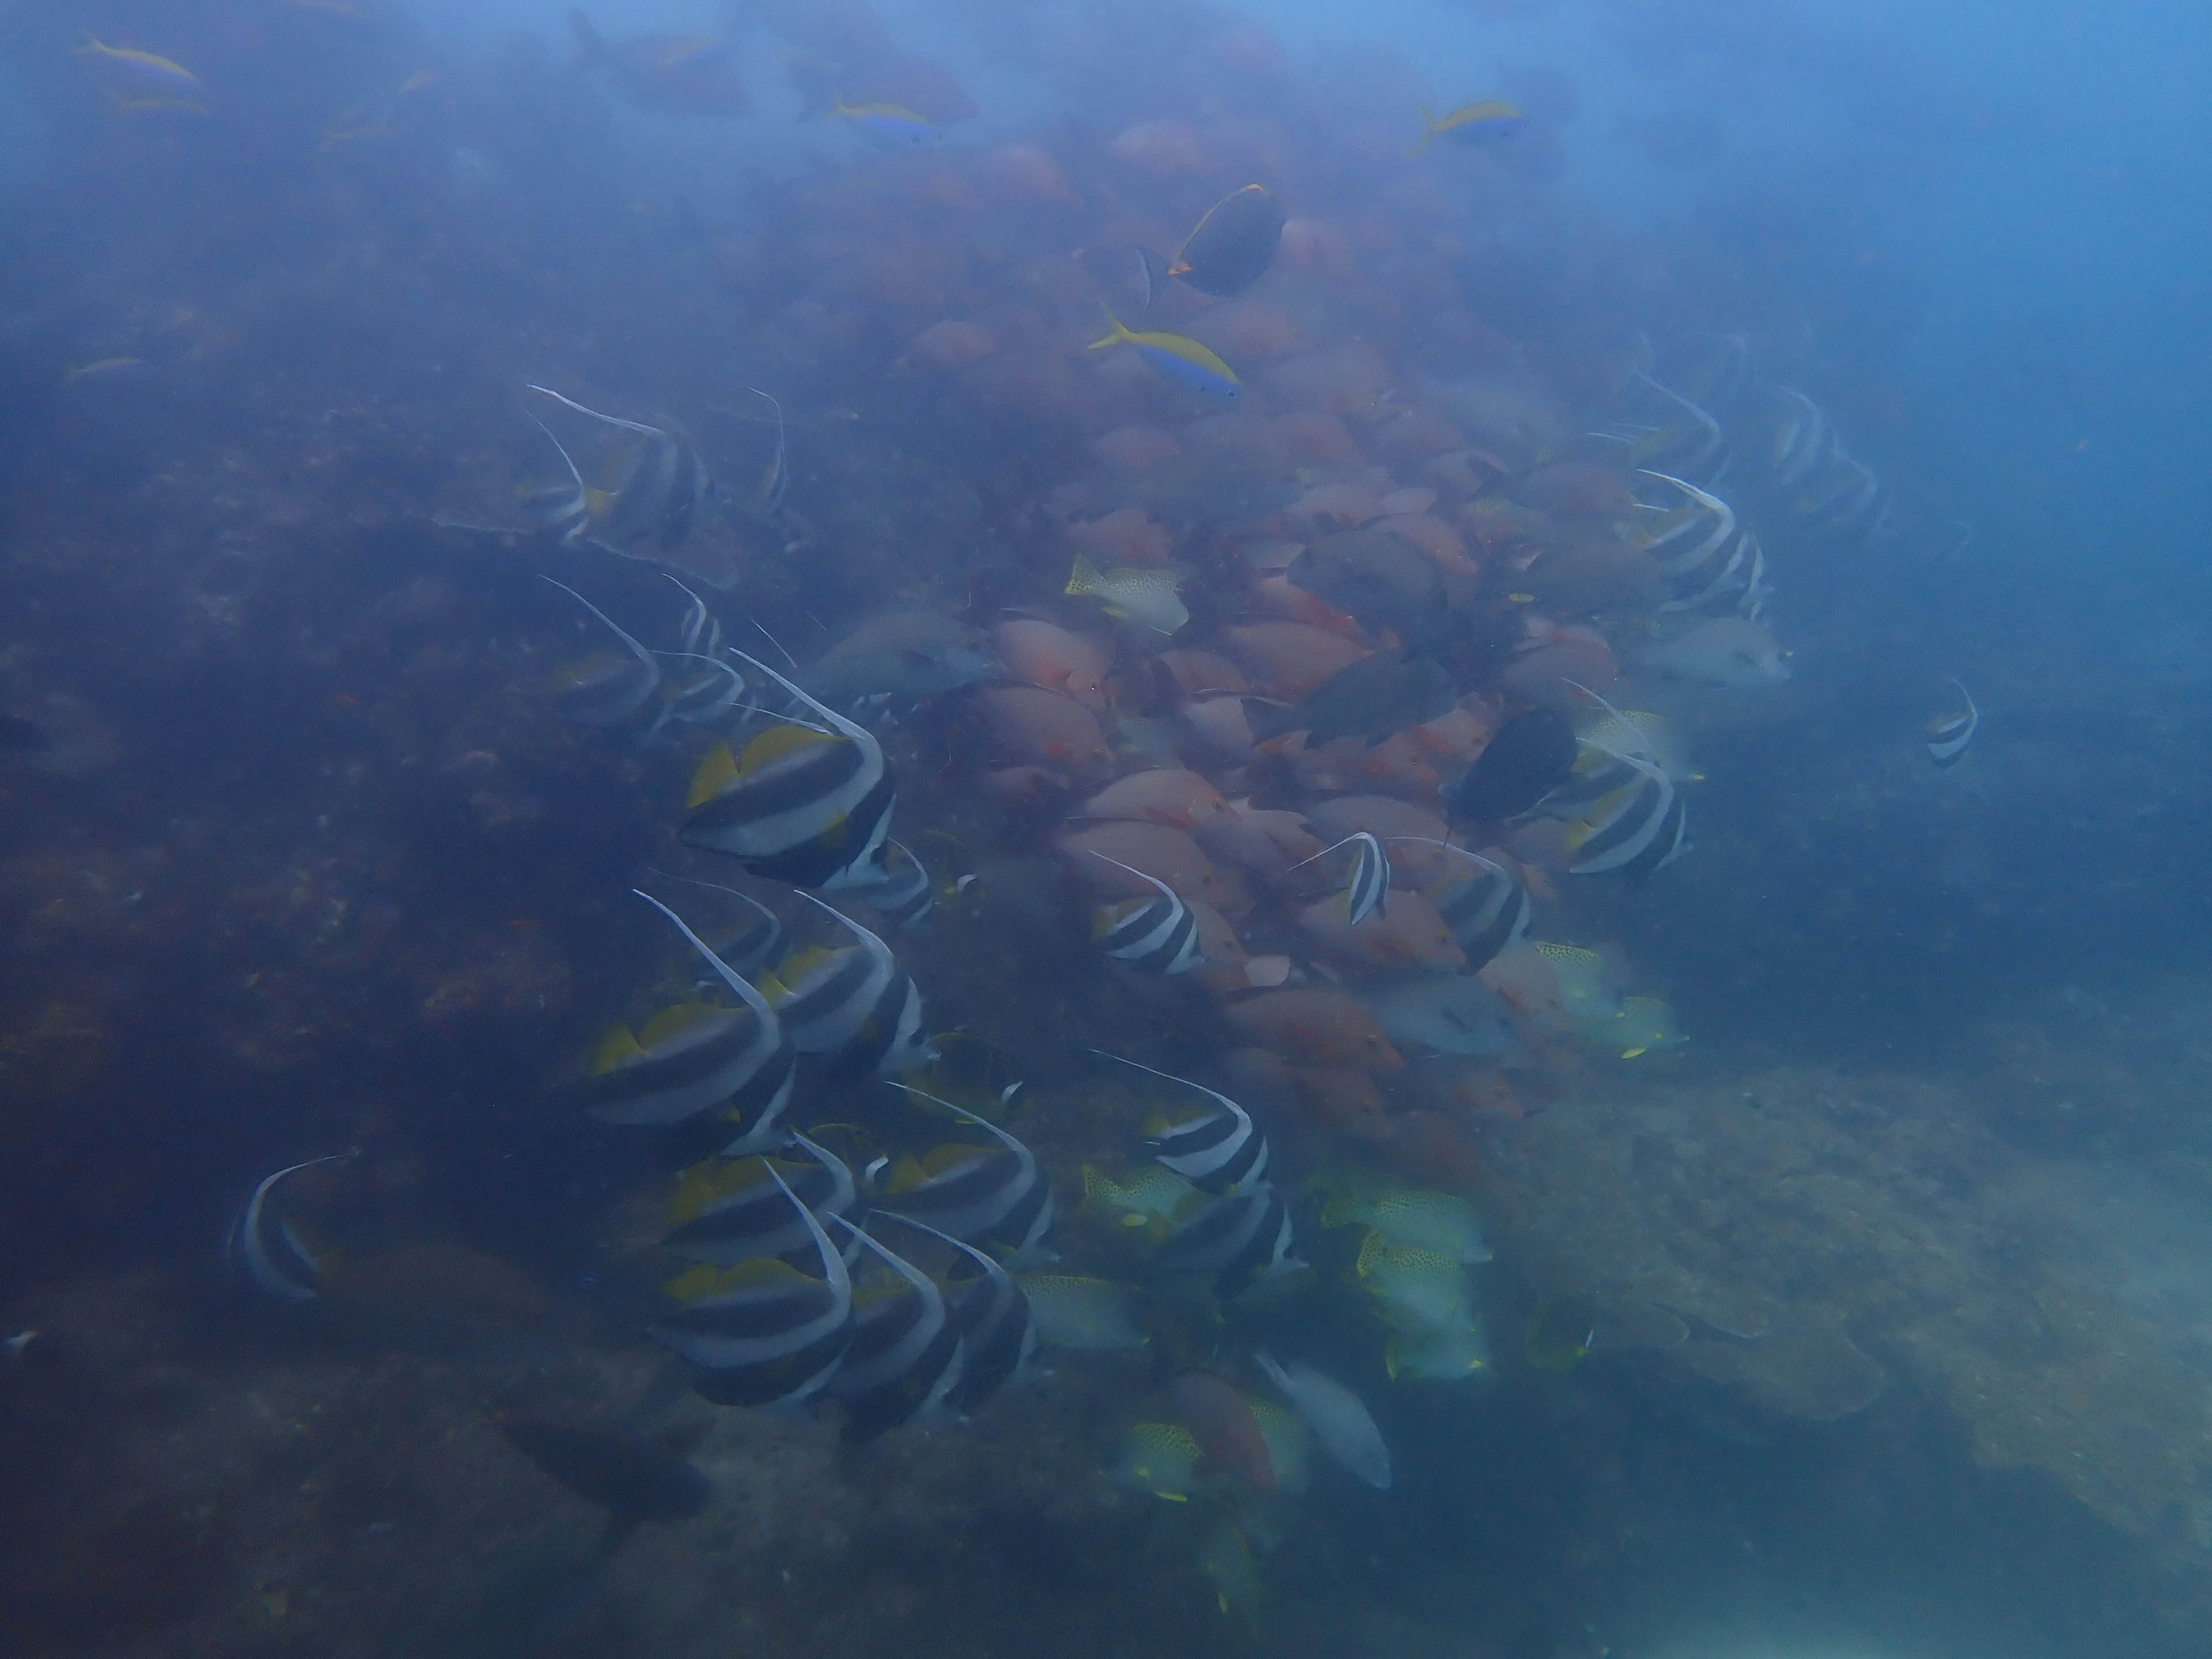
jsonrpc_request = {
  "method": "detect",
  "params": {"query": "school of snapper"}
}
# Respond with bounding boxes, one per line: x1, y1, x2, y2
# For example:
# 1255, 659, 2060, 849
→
190, 0, 1922, 1630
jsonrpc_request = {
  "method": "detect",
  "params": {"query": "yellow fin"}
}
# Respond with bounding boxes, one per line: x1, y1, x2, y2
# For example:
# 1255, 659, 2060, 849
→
739, 722, 842, 775
1066, 551, 1104, 597
661, 1256, 815, 1302
589, 1023, 642, 1075
665, 1155, 772, 1224
919, 1143, 987, 1177
880, 1152, 929, 1195
1087, 304, 1133, 351
687, 741, 739, 809
638, 1002, 728, 1047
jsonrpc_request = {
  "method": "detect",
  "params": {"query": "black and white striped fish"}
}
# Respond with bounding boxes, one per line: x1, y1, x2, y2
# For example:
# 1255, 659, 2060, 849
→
1561, 752, 1679, 877
1926, 679, 1978, 767
758, 892, 933, 1078
661, 1133, 859, 1266
226, 1152, 354, 1302
650, 1163, 853, 1411
528, 384, 715, 554
1090, 1050, 1269, 1196
851, 839, 934, 931
826, 1217, 966, 1443
871, 1210, 1040, 1411
1088, 853, 1202, 974
679, 651, 895, 891
1397, 840, 1532, 972
1288, 831, 1389, 926
600, 892, 796, 1166
1153, 1183, 1304, 1302
647, 876, 783, 978
541, 577, 660, 727
873, 1086, 1056, 1263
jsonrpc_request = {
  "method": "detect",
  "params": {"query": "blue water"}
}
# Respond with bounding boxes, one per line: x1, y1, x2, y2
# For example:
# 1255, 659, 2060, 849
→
1, 2, 2208, 1656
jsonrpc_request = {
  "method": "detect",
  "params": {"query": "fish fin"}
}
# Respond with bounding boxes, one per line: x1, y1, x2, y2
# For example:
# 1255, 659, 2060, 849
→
769, 944, 839, 987
687, 741, 739, 808
589, 1023, 642, 1075
879, 1152, 930, 1195
1410, 108, 1437, 157
638, 1002, 727, 1046
1088, 303, 1134, 350
737, 722, 843, 775
1066, 552, 1104, 597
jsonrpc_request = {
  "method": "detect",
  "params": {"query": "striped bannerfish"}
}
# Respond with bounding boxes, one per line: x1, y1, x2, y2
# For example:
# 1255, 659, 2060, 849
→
1087, 852, 1202, 974
541, 577, 660, 727
1153, 1183, 1304, 1302
1926, 679, 1978, 767
679, 651, 895, 891
225, 1152, 355, 1302
1089, 1051, 1269, 1196
1561, 754, 1679, 877
1635, 471, 1737, 579
1287, 831, 1390, 926
527, 384, 715, 554
650, 1164, 853, 1410
851, 839, 933, 931
1395, 839, 1531, 973
646, 876, 782, 978
871, 1210, 1040, 1411
875, 1086, 1056, 1263
600, 893, 796, 1166
661, 1133, 859, 1266
826, 1217, 966, 1443
757, 892, 933, 1079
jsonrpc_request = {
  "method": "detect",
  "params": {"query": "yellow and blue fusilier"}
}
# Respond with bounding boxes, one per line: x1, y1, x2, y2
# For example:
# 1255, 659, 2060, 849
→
874, 1085, 1056, 1263
756, 891, 933, 1078
1087, 852, 1203, 974
650, 1163, 854, 1410
1088, 304, 1241, 400
680, 652, 896, 890
1410, 101, 1528, 154
1089, 1050, 1270, 1195
825, 1216, 966, 1443
825, 96, 942, 147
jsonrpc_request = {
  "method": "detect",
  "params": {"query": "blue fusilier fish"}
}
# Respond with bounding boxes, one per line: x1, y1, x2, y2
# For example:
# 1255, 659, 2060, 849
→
851, 839, 933, 931
1154, 1184, 1303, 1303
1925, 679, 1978, 767
661, 1133, 859, 1266
875, 1086, 1056, 1263
869, 1210, 1041, 1412
680, 650, 895, 891
541, 577, 660, 727
595, 893, 796, 1169
1089, 1051, 1268, 1196
1392, 839, 1530, 974
651, 1164, 853, 1411
1287, 831, 1390, 926
227, 1152, 355, 1301
758, 892, 933, 1078
1088, 852, 1203, 974
825, 1217, 966, 1444
1088, 304, 1241, 401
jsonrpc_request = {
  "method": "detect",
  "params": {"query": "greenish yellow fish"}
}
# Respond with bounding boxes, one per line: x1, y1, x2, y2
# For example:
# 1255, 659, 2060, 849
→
1609, 995, 1686, 1059
1082, 1162, 1202, 1228
1065, 552, 1189, 634
1198, 1517, 1262, 1634
1247, 1396, 1312, 1495
1016, 1273, 1147, 1349
65, 357, 150, 384
1386, 1320, 1493, 1380
1320, 1177, 1491, 1265
1524, 1293, 1596, 1372
1108, 1419, 1200, 1500
1356, 1230, 1477, 1335
1533, 942, 1625, 1030
77, 36, 200, 89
